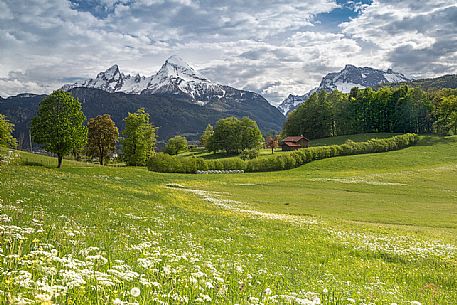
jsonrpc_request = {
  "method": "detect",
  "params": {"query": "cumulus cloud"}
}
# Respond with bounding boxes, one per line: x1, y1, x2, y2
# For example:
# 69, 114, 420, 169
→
340, 0, 457, 78
0, 0, 455, 104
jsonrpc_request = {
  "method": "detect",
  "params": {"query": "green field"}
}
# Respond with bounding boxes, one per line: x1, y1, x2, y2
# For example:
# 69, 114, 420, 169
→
1, 135, 457, 304
181, 132, 401, 160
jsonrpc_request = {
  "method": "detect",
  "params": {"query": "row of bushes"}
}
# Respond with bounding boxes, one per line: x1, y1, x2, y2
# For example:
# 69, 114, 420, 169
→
147, 133, 419, 173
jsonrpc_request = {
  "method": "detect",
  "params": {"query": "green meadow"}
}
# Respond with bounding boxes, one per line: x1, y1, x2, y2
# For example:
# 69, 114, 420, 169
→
181, 133, 400, 160
1, 135, 457, 304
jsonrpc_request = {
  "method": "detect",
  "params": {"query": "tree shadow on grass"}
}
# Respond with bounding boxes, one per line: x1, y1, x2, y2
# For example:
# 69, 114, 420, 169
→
417, 135, 457, 146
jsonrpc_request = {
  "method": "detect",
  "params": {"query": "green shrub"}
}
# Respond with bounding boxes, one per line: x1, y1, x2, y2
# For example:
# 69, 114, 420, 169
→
147, 153, 204, 173
205, 158, 246, 170
239, 148, 259, 160
244, 133, 418, 173
148, 134, 419, 173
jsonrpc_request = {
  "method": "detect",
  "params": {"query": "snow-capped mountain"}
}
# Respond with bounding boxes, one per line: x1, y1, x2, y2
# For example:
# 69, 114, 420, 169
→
277, 89, 316, 117
278, 65, 411, 115
55, 55, 285, 141
62, 64, 149, 94
142, 56, 224, 104
62, 55, 225, 105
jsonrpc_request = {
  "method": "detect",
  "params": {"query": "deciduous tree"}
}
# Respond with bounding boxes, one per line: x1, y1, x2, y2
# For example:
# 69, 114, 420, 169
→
31, 91, 87, 168
121, 108, 156, 166
200, 124, 214, 149
0, 114, 17, 148
265, 135, 279, 154
86, 114, 118, 165
212, 116, 263, 154
434, 95, 457, 135
165, 135, 188, 155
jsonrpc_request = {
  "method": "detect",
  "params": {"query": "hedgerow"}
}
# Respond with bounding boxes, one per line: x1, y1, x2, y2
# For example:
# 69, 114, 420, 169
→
147, 133, 419, 173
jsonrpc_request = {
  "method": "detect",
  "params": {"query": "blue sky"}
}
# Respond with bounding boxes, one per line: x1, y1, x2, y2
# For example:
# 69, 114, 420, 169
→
0, 0, 456, 104
317, 0, 372, 29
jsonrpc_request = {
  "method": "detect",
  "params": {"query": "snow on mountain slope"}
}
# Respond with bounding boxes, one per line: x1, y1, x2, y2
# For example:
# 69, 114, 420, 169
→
142, 55, 224, 103
62, 56, 225, 105
62, 64, 125, 93
278, 65, 411, 115
277, 89, 316, 116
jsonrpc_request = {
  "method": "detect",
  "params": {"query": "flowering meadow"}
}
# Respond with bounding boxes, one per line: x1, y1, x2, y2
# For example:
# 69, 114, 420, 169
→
1, 136, 457, 304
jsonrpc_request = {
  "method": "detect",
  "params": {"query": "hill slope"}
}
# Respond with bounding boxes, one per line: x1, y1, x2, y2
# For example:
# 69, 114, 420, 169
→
389, 74, 457, 90
1, 56, 285, 148
1, 136, 456, 304
0, 88, 284, 148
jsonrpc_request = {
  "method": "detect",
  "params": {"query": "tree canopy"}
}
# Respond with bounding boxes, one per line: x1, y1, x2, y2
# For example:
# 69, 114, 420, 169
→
165, 135, 188, 155
200, 124, 214, 149
0, 114, 17, 148
210, 116, 263, 154
283, 86, 436, 139
121, 108, 157, 166
86, 114, 119, 165
265, 135, 280, 154
31, 91, 87, 168
434, 95, 457, 135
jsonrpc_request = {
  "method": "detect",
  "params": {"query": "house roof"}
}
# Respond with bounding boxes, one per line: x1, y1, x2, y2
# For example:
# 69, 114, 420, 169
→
282, 141, 302, 147
282, 136, 309, 143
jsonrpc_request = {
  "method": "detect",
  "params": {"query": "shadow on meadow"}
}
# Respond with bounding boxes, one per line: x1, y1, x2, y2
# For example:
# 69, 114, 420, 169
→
416, 135, 457, 146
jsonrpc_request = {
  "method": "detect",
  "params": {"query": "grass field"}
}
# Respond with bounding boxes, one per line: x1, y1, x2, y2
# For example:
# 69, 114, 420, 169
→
180, 133, 401, 160
1, 135, 456, 304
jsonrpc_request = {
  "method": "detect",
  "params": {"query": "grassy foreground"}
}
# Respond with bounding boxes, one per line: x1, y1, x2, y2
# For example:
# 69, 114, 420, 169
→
1, 135, 457, 304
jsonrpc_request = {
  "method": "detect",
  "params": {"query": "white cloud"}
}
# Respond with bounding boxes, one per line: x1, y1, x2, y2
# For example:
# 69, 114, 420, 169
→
0, 0, 456, 103
340, 0, 457, 78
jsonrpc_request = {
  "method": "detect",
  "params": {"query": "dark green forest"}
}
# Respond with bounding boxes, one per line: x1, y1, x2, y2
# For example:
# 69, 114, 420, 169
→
283, 86, 457, 139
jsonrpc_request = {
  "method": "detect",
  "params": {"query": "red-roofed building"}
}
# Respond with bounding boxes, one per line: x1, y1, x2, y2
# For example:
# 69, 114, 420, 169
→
280, 136, 309, 151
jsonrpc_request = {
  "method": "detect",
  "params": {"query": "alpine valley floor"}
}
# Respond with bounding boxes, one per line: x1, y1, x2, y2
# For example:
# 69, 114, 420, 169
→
1, 136, 457, 304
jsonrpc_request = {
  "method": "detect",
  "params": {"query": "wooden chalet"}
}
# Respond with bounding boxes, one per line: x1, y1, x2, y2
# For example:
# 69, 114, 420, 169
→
280, 136, 309, 151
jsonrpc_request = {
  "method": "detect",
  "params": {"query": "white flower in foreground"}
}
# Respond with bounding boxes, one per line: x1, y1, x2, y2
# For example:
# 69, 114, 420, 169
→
35, 294, 52, 302
130, 287, 141, 297
235, 265, 243, 273
113, 298, 123, 305
264, 287, 272, 295
190, 276, 198, 285
201, 294, 212, 302
411, 302, 422, 305
163, 265, 171, 275
206, 281, 214, 289
322, 288, 328, 294
152, 281, 160, 288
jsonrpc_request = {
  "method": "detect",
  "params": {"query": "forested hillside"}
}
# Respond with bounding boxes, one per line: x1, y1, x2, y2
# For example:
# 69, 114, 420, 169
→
283, 86, 457, 139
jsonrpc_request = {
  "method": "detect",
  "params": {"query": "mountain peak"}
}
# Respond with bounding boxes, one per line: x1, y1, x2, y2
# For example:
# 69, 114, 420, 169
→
144, 56, 223, 102
157, 55, 198, 80
165, 55, 191, 68
97, 64, 121, 80
278, 65, 411, 115
59, 56, 275, 112
344, 64, 356, 69
107, 64, 119, 71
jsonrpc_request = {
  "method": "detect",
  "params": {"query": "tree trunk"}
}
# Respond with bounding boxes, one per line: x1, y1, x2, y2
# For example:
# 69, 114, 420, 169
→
271, 147, 274, 154
98, 145, 105, 165
57, 155, 63, 168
